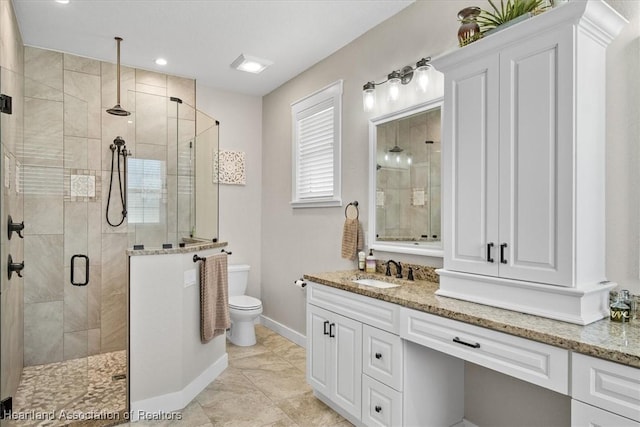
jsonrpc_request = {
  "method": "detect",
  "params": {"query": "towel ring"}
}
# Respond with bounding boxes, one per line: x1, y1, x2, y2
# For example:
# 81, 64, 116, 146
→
345, 201, 359, 220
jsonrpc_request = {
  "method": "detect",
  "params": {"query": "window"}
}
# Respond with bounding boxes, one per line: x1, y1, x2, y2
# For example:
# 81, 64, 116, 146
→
291, 80, 342, 208
127, 158, 165, 224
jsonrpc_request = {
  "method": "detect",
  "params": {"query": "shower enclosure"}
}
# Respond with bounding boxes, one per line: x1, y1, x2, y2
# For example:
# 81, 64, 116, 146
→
0, 44, 219, 426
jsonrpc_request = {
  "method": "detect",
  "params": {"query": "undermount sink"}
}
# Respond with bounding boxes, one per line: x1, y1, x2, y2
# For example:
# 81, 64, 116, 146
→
352, 278, 400, 289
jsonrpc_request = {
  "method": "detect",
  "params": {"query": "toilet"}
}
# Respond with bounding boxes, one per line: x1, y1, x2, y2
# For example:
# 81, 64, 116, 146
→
227, 264, 263, 346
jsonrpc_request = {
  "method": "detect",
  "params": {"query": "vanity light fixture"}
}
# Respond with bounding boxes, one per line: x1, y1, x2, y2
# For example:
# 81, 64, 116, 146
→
362, 56, 431, 112
230, 54, 273, 74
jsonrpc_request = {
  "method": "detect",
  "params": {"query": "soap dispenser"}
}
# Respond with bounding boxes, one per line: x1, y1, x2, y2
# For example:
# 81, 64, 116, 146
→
365, 249, 376, 274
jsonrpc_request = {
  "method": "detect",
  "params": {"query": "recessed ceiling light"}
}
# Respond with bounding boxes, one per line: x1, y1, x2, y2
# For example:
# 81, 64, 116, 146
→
155, 58, 167, 66
230, 54, 272, 74
55, 0, 70, 4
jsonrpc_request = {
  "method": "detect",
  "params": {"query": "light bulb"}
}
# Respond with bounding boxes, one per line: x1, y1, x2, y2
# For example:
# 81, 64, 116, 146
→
387, 71, 401, 102
396, 154, 400, 163
384, 153, 389, 162
414, 58, 430, 93
362, 82, 376, 112
407, 156, 412, 165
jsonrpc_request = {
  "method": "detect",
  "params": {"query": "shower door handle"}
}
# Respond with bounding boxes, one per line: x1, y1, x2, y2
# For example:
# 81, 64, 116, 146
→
71, 254, 89, 286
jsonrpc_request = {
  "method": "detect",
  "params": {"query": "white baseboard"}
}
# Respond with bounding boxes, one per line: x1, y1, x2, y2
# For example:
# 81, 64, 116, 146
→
452, 419, 479, 427
260, 314, 306, 348
130, 353, 228, 420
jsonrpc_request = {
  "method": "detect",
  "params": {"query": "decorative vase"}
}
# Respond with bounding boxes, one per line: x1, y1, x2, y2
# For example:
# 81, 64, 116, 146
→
457, 7, 482, 47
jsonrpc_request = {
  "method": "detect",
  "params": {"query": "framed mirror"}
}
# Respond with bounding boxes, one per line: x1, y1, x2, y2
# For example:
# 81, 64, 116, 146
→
368, 99, 443, 257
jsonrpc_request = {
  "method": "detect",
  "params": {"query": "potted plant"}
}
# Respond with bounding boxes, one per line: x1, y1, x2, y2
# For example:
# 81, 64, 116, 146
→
476, 0, 547, 35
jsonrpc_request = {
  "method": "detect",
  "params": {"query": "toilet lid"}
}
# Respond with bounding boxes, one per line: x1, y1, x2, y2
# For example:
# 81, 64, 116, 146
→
229, 295, 262, 310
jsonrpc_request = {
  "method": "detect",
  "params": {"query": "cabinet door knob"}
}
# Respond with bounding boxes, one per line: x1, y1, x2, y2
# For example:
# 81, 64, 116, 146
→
375, 405, 382, 413
500, 243, 508, 264
375, 352, 382, 360
487, 242, 494, 263
323, 320, 330, 335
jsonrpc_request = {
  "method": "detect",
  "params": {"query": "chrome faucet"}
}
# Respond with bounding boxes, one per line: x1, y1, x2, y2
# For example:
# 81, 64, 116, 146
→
385, 260, 402, 278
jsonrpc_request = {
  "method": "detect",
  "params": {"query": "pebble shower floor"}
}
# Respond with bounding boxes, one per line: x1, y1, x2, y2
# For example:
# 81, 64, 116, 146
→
7, 350, 127, 426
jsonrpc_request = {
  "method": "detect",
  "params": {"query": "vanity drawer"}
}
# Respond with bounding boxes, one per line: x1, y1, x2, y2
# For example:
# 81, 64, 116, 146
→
363, 325, 403, 391
400, 308, 569, 394
362, 374, 403, 427
572, 353, 640, 422
572, 400, 640, 427
307, 282, 400, 334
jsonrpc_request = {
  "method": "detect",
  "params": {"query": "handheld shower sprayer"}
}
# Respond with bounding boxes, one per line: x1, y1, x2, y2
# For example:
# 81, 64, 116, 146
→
106, 136, 129, 227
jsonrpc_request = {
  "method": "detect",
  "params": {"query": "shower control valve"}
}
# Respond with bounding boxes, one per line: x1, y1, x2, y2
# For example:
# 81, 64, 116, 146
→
7, 254, 24, 280
7, 215, 24, 239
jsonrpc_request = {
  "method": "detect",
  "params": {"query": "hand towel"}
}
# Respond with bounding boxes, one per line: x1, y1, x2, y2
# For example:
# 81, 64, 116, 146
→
341, 218, 365, 260
200, 253, 230, 343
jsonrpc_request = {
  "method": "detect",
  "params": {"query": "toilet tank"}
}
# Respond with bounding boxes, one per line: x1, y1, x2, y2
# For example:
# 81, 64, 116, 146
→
228, 264, 250, 296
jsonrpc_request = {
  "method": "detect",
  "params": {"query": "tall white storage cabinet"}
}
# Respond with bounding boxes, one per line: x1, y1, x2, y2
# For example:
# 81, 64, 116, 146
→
434, 1, 627, 325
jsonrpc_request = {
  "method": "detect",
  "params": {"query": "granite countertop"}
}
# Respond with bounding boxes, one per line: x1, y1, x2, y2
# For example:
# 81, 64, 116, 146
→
127, 240, 227, 256
303, 270, 640, 368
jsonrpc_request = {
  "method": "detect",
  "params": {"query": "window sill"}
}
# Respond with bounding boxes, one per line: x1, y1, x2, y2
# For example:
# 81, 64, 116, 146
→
291, 199, 342, 209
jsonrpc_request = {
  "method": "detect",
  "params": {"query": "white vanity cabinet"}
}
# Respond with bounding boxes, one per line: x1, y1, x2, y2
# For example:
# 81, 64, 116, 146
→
307, 281, 401, 425
434, 1, 627, 325
571, 353, 640, 426
306, 280, 639, 426
307, 303, 362, 420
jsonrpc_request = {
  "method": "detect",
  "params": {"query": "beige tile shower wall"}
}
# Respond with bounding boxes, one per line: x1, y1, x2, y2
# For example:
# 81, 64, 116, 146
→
22, 46, 195, 366
0, 0, 25, 399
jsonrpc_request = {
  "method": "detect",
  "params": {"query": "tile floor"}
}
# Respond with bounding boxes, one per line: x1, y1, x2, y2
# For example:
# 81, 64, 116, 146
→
127, 325, 350, 427
7, 326, 348, 427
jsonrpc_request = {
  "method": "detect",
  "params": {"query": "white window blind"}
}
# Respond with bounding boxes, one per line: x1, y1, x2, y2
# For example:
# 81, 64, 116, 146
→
291, 80, 342, 208
127, 158, 164, 224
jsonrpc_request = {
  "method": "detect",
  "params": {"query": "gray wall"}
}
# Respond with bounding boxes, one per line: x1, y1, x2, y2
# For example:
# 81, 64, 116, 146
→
195, 84, 263, 300
260, 1, 639, 425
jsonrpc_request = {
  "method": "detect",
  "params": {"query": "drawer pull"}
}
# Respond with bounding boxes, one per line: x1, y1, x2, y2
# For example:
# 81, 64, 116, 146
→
375, 352, 382, 360
329, 323, 335, 338
487, 242, 494, 263
453, 336, 480, 349
375, 405, 382, 413
500, 243, 508, 264
323, 320, 330, 335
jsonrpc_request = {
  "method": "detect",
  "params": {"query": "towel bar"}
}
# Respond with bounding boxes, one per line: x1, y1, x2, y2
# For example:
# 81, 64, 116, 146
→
193, 249, 232, 263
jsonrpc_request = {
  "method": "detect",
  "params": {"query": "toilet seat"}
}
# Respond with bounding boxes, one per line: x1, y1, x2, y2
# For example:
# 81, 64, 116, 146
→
229, 295, 262, 311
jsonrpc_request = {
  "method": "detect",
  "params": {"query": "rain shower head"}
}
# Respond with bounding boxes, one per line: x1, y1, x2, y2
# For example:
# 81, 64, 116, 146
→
107, 37, 131, 117
106, 104, 130, 116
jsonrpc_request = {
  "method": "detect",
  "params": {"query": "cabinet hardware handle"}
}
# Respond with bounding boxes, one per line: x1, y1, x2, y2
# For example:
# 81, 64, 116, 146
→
500, 243, 508, 264
375, 352, 382, 360
487, 242, 494, 263
323, 320, 329, 336
329, 323, 335, 338
453, 337, 480, 349
375, 405, 382, 413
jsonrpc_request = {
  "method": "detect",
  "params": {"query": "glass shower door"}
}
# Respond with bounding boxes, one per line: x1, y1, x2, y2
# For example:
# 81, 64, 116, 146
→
0, 65, 25, 426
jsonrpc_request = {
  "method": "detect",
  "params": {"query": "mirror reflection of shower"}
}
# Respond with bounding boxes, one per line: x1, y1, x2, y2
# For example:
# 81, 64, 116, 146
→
106, 136, 130, 227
